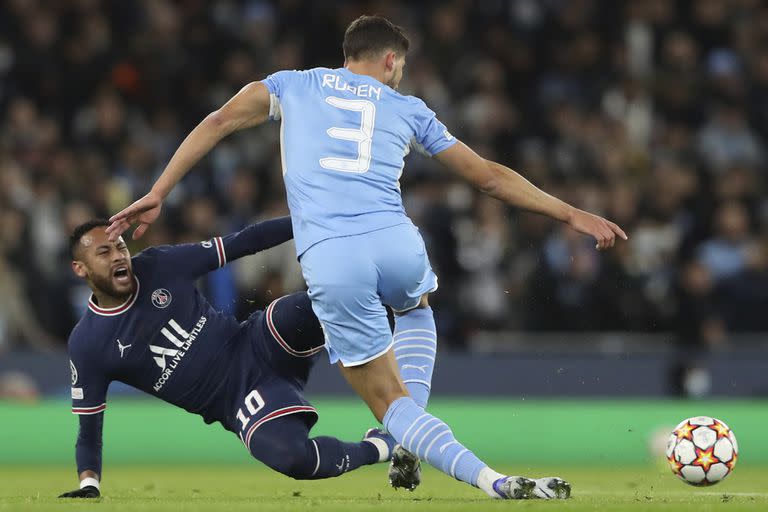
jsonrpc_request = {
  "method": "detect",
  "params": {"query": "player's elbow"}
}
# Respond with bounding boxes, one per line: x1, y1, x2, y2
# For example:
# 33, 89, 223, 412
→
477, 176, 498, 196
474, 159, 500, 196
205, 110, 232, 133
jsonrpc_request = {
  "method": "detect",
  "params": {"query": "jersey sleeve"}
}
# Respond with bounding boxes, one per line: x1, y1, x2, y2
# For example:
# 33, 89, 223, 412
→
413, 101, 457, 156
69, 341, 108, 416
142, 217, 294, 279
261, 70, 300, 121
76, 413, 104, 476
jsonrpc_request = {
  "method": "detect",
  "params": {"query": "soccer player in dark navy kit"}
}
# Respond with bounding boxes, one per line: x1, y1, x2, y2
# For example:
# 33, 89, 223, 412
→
59, 217, 397, 498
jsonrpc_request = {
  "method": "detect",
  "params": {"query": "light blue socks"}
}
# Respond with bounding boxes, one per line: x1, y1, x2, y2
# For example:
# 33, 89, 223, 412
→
393, 307, 436, 408
383, 396, 489, 487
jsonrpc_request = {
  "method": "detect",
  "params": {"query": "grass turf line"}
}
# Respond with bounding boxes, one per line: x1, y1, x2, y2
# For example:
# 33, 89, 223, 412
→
1, 465, 767, 511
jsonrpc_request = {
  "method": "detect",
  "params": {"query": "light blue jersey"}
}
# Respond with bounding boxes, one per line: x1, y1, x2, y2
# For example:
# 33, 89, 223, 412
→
262, 67, 457, 256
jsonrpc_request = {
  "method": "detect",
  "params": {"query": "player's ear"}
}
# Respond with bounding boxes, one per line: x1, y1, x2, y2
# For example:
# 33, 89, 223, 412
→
384, 51, 396, 72
71, 260, 88, 278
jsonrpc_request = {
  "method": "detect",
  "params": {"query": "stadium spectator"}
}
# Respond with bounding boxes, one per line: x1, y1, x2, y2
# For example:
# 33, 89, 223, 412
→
0, 0, 767, 352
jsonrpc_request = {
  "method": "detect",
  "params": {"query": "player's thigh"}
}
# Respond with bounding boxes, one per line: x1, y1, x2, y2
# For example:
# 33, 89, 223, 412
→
372, 224, 439, 312
260, 292, 324, 382
232, 377, 318, 456
299, 237, 392, 367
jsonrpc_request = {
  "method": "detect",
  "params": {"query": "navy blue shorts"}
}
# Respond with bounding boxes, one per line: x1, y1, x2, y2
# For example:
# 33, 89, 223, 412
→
230, 292, 325, 454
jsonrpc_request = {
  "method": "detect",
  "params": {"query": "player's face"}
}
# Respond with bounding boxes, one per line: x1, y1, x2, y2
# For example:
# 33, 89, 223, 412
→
72, 227, 135, 299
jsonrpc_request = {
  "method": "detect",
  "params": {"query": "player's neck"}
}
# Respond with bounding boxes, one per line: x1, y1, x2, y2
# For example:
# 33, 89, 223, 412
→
345, 61, 387, 85
92, 288, 133, 309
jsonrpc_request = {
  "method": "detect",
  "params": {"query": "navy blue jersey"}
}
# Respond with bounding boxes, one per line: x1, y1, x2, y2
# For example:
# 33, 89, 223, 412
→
68, 218, 295, 428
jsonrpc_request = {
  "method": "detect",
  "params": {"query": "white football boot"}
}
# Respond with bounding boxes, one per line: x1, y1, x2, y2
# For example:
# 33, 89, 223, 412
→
531, 477, 572, 499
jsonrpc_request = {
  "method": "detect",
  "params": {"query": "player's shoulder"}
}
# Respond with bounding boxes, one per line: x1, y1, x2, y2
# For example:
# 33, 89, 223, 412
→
303, 66, 336, 76
377, 87, 429, 111
67, 315, 102, 354
268, 67, 332, 81
67, 317, 87, 346
131, 244, 175, 270
399, 94, 433, 115
293, 67, 341, 85
384, 93, 438, 127
133, 244, 166, 263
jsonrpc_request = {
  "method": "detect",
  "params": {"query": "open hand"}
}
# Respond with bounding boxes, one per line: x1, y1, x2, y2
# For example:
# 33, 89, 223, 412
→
567, 209, 627, 250
106, 191, 163, 241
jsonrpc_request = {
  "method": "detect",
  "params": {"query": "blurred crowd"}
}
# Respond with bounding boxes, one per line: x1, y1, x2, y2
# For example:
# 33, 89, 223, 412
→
1, 0, 768, 356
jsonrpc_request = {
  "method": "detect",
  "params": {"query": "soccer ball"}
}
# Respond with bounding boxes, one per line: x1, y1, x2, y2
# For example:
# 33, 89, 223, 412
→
666, 416, 738, 486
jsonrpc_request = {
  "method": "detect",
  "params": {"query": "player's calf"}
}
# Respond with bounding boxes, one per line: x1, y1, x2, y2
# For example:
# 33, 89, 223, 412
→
247, 415, 382, 480
257, 437, 317, 479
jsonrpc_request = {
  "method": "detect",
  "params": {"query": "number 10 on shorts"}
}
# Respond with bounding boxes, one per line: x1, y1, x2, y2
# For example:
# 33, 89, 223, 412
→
236, 389, 265, 429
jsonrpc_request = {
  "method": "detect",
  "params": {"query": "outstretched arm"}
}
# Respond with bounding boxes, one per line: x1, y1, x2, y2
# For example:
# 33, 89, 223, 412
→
434, 141, 627, 250
106, 81, 272, 241
148, 216, 294, 279
59, 413, 103, 498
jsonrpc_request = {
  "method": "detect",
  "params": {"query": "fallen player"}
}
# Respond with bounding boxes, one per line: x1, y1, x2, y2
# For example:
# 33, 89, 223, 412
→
59, 217, 401, 498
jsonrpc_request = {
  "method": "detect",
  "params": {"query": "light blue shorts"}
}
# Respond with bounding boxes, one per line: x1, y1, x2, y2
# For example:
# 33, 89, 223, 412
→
299, 223, 438, 367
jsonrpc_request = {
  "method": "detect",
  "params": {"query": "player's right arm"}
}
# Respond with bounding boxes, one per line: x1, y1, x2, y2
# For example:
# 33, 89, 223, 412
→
59, 414, 103, 498
60, 338, 109, 498
434, 141, 627, 251
106, 81, 272, 241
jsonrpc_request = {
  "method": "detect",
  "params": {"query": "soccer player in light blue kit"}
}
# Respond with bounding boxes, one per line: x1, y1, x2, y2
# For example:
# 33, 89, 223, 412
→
108, 15, 626, 500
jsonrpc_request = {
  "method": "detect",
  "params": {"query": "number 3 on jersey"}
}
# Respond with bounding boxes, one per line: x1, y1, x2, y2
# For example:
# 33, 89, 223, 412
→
319, 96, 376, 173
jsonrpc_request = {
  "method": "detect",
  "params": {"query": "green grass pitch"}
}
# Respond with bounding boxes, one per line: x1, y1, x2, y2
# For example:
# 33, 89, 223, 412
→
1, 464, 767, 511
4, 399, 767, 510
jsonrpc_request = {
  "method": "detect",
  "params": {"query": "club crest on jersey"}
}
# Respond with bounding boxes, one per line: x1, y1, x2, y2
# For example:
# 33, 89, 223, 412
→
151, 288, 172, 309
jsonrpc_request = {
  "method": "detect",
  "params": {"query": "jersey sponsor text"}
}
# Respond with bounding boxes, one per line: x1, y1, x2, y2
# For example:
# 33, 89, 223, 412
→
151, 316, 207, 392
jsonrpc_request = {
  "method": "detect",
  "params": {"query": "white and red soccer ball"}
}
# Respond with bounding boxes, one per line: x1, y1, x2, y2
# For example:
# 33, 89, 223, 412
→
666, 416, 738, 486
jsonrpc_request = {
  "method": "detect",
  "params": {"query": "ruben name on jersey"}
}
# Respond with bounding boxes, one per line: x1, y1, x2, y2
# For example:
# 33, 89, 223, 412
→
261, 67, 457, 256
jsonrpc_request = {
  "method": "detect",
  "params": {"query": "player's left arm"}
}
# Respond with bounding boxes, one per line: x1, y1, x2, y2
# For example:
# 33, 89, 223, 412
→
106, 81, 271, 241
150, 216, 294, 278
412, 100, 626, 250
434, 141, 627, 250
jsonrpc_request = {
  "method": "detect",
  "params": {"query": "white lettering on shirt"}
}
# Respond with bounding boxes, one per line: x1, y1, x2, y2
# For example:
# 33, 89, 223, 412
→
321, 74, 381, 100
